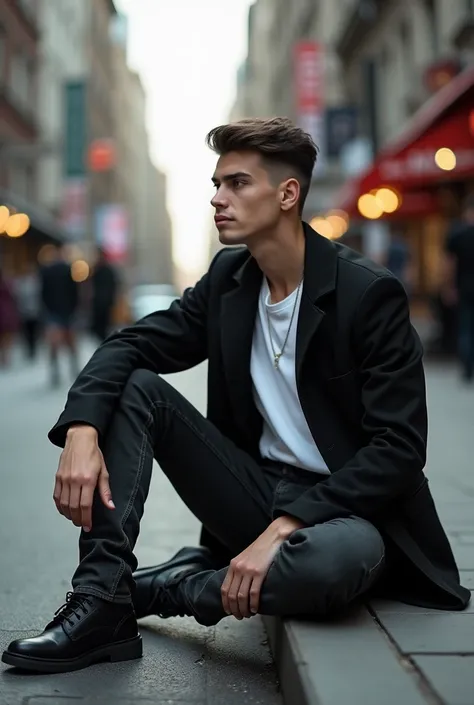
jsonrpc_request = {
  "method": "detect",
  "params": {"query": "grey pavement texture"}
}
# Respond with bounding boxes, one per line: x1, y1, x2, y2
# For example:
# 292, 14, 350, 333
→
0, 344, 281, 705
265, 361, 474, 705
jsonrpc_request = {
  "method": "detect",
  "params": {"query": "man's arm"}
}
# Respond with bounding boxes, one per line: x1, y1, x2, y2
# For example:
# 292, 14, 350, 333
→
277, 275, 428, 526
48, 266, 212, 449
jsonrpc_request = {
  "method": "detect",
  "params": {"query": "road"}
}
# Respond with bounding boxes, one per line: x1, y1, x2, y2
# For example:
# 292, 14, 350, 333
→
0, 342, 282, 705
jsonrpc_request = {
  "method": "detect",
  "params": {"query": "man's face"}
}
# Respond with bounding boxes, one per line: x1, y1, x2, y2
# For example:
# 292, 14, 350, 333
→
211, 151, 289, 245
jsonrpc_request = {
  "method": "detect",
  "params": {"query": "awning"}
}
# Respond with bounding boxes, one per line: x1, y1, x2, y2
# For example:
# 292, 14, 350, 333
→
335, 67, 474, 218
0, 188, 68, 242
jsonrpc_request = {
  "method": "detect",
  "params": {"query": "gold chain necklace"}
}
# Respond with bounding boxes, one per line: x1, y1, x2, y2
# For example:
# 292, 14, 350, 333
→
265, 280, 303, 369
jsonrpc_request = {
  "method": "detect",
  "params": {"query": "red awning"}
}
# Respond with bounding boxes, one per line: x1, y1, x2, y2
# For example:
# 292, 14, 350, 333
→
336, 67, 474, 217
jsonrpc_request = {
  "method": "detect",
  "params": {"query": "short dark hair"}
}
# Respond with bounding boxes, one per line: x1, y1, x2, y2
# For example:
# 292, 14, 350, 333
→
206, 117, 318, 213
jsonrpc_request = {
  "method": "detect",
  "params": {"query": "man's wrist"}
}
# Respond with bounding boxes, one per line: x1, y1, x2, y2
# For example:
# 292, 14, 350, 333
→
271, 515, 306, 540
66, 424, 98, 441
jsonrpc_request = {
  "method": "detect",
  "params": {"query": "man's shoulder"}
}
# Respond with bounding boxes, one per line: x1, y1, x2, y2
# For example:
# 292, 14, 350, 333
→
334, 241, 396, 292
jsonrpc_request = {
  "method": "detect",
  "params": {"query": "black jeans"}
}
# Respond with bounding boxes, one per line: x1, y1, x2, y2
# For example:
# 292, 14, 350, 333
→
73, 369, 385, 624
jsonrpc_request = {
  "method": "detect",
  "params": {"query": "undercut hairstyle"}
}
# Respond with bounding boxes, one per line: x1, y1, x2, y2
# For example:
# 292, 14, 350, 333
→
206, 117, 318, 214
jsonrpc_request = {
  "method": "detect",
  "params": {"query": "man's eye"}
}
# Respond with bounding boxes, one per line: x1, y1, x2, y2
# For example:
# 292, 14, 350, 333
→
233, 179, 244, 188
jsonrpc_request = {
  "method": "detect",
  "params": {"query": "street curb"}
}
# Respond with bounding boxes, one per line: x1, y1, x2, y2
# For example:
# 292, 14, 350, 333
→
263, 616, 320, 705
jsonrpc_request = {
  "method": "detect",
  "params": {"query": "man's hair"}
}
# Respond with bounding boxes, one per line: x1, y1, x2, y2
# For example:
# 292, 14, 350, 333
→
206, 117, 318, 213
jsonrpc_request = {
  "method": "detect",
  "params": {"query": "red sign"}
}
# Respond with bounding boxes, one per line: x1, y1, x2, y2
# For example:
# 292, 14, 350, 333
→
88, 139, 116, 172
294, 41, 325, 112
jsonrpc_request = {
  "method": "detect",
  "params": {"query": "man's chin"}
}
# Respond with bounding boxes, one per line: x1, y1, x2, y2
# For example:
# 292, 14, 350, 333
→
218, 230, 247, 245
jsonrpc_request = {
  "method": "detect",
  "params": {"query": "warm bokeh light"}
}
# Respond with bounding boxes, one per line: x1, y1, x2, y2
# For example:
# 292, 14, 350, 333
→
470, 109, 474, 136
375, 187, 400, 213
310, 216, 334, 239
435, 148, 456, 171
326, 214, 349, 238
357, 193, 384, 219
0, 205, 10, 233
63, 244, 84, 263
5, 213, 30, 238
71, 259, 90, 282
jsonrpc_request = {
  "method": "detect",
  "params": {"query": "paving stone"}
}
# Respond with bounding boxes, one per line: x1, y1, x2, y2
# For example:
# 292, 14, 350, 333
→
375, 613, 474, 654
412, 656, 474, 705
459, 571, 474, 589
265, 609, 428, 705
451, 544, 474, 570
370, 598, 474, 614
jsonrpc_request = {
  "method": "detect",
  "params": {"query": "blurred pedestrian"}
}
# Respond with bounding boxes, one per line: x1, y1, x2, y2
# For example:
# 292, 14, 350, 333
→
40, 244, 80, 387
0, 268, 19, 368
90, 249, 118, 342
444, 196, 474, 381
384, 231, 412, 296
14, 264, 42, 361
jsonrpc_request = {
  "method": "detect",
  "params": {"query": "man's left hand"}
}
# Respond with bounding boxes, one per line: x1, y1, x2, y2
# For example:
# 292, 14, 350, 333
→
221, 516, 305, 619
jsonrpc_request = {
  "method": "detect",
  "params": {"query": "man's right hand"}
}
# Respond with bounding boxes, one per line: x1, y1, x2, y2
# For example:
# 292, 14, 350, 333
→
53, 424, 115, 532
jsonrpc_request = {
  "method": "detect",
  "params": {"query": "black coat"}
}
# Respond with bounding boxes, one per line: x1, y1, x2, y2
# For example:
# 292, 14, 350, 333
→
49, 223, 470, 611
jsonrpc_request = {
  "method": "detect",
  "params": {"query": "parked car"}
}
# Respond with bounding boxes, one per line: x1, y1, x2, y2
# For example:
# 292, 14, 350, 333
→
129, 284, 179, 322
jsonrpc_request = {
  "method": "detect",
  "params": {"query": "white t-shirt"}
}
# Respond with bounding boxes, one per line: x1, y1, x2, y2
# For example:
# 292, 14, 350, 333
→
250, 277, 330, 475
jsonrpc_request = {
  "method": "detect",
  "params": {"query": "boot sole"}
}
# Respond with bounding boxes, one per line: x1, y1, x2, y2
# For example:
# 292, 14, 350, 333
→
1, 635, 142, 673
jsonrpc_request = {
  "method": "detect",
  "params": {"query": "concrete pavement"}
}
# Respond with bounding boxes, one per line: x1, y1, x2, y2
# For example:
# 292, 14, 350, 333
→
0, 343, 281, 705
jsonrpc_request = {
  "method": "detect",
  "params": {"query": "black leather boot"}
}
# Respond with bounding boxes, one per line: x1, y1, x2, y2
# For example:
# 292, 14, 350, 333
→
133, 546, 219, 620
1, 592, 142, 673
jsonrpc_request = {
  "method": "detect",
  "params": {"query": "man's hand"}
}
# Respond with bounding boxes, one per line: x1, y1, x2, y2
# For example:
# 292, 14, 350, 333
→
221, 516, 305, 620
53, 424, 114, 532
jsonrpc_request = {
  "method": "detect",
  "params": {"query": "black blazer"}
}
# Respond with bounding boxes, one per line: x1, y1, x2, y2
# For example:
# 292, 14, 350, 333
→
49, 223, 470, 611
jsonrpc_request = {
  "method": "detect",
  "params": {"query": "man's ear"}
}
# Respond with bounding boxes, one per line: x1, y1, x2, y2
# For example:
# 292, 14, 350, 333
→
280, 178, 300, 212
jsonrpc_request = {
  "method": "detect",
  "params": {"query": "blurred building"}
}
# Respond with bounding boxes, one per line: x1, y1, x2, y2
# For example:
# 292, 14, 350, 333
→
226, 0, 474, 305
0, 0, 67, 274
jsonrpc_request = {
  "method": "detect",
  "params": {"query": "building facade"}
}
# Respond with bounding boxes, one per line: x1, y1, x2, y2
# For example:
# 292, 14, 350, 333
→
226, 0, 474, 301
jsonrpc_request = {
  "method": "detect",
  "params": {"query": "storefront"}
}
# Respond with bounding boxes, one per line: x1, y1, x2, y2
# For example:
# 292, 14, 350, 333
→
0, 189, 68, 275
333, 67, 474, 303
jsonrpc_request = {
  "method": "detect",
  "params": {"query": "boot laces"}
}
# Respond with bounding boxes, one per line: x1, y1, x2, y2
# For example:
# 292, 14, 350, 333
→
153, 574, 189, 618
50, 592, 94, 628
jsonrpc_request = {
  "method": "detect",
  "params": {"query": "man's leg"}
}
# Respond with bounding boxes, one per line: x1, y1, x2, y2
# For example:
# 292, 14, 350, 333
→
72, 368, 274, 604
179, 516, 386, 626
2, 368, 274, 673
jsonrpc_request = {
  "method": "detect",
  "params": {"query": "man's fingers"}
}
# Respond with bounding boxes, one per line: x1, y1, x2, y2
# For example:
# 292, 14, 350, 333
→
249, 575, 264, 615
98, 470, 115, 510
59, 482, 72, 521
227, 573, 244, 620
69, 484, 82, 527
53, 477, 63, 515
221, 566, 233, 615
237, 574, 253, 618
80, 485, 94, 532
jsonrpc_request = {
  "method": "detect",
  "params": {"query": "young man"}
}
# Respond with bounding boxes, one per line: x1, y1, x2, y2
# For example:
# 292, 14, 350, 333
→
3, 118, 469, 674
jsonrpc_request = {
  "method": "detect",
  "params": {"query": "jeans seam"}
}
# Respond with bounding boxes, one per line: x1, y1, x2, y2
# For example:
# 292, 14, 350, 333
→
74, 585, 129, 603
147, 399, 272, 518
109, 421, 150, 598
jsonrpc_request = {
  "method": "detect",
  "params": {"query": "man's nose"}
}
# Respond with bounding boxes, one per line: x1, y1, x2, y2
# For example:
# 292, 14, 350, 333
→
211, 187, 227, 208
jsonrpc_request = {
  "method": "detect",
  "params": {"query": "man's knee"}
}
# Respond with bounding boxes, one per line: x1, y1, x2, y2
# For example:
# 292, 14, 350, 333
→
124, 368, 168, 400
273, 517, 385, 614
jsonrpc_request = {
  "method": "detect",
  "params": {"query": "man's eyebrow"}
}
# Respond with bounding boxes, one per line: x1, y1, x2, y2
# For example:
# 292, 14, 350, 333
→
211, 171, 252, 184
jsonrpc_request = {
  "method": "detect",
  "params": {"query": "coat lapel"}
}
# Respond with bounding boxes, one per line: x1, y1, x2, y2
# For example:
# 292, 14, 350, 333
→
220, 253, 263, 449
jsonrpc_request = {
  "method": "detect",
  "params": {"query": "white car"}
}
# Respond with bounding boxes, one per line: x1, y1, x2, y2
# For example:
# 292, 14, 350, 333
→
130, 285, 179, 321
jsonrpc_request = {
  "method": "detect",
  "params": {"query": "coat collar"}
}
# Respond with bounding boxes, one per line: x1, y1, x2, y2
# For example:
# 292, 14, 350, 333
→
231, 221, 338, 303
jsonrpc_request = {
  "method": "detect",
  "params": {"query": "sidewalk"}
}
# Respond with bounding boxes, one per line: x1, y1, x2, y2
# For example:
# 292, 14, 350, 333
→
266, 362, 474, 705
0, 345, 281, 705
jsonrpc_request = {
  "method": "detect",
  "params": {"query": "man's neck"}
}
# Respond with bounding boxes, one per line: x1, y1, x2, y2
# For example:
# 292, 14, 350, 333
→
248, 221, 305, 303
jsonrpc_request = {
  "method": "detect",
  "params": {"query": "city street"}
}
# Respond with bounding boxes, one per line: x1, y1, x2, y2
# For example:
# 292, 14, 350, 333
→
0, 342, 281, 705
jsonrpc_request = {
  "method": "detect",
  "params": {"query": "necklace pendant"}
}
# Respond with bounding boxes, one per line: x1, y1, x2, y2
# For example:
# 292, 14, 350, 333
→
274, 353, 282, 369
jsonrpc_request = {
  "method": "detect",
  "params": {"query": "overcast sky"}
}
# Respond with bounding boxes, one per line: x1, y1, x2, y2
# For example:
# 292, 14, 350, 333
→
116, 0, 253, 278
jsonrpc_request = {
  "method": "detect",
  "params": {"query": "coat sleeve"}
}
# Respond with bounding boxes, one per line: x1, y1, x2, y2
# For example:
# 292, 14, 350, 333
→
277, 275, 428, 526
48, 260, 217, 449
